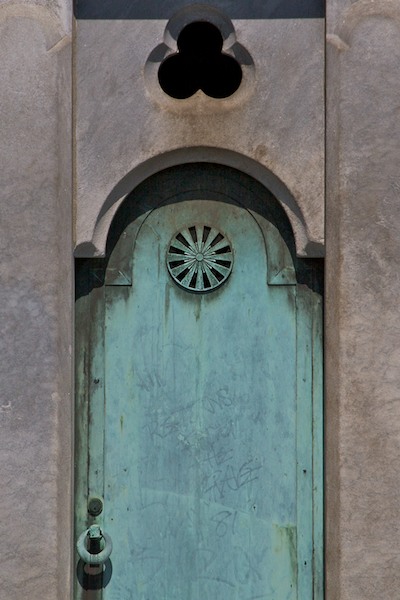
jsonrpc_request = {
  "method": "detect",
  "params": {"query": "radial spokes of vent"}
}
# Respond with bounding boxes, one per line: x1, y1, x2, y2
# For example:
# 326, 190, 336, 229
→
167, 225, 233, 292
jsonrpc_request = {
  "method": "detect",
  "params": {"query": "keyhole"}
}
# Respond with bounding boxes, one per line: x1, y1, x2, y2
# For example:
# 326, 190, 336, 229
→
158, 21, 243, 99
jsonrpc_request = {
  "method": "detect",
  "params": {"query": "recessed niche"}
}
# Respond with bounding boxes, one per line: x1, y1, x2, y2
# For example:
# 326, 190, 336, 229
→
158, 21, 243, 99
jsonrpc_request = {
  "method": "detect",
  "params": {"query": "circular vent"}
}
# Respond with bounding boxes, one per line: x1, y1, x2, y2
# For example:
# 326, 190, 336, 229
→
167, 225, 233, 293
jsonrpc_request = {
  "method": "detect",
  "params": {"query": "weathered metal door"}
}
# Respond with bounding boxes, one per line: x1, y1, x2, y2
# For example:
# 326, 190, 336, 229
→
75, 168, 323, 599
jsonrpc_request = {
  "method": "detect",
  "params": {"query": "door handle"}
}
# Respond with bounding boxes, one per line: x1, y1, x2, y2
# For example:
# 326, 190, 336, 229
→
77, 524, 113, 565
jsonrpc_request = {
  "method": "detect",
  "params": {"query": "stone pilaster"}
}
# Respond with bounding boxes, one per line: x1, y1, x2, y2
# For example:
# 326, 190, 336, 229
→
0, 3, 72, 599
326, 1, 400, 597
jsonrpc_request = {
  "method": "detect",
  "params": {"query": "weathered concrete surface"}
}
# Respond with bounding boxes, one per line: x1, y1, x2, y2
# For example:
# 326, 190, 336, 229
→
0, 4, 72, 599
4, 1, 400, 597
326, 1, 400, 598
74, 17, 324, 257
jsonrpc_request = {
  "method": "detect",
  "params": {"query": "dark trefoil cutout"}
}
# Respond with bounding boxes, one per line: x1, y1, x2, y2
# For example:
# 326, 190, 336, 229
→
158, 21, 243, 99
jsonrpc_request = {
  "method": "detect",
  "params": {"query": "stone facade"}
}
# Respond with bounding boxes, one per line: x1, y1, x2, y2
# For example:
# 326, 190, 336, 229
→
74, 13, 324, 258
326, 1, 400, 598
0, 2, 72, 599
1, 0, 399, 598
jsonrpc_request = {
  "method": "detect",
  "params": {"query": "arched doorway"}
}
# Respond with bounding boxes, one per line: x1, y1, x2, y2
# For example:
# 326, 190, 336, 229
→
75, 164, 323, 599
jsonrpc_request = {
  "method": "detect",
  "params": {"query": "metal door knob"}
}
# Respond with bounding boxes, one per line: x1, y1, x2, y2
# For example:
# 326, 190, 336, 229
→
77, 524, 113, 565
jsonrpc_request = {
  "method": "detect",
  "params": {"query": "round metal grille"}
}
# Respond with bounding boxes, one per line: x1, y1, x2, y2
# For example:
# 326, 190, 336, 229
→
167, 225, 233, 293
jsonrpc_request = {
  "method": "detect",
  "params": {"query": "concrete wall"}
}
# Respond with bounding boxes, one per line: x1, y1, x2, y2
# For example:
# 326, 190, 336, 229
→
0, 2, 72, 599
1, 0, 400, 598
326, 1, 400, 598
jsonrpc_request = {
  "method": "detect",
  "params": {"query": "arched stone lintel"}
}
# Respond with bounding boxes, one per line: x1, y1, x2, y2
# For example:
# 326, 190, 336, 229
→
74, 148, 324, 259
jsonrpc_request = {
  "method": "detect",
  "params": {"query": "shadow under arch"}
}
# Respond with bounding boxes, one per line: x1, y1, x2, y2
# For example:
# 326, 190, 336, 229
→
76, 163, 323, 300
75, 148, 322, 259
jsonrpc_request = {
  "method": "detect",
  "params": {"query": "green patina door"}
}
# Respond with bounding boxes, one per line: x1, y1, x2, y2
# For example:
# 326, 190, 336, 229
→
75, 166, 323, 600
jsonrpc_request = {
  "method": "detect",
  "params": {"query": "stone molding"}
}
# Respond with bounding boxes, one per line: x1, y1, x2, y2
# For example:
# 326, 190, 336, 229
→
74, 147, 322, 259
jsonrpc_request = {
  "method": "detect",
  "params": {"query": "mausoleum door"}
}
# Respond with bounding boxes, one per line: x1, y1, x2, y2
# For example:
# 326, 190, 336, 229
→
75, 189, 323, 600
